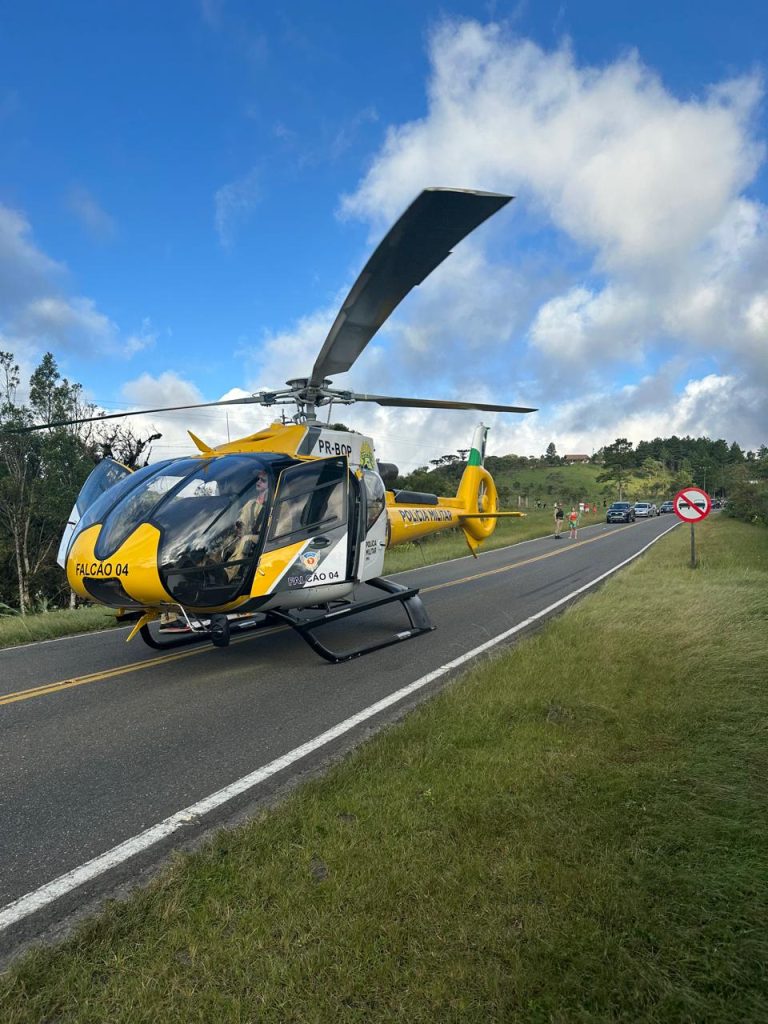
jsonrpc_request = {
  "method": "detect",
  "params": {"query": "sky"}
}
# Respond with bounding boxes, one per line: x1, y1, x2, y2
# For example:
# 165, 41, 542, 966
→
1, 0, 767, 472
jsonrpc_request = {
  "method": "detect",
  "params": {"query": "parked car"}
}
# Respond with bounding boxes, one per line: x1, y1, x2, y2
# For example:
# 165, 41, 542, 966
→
606, 502, 636, 523
633, 502, 657, 518
659, 500, 674, 513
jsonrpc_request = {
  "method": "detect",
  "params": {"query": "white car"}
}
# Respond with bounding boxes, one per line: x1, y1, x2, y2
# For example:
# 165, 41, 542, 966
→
633, 502, 657, 518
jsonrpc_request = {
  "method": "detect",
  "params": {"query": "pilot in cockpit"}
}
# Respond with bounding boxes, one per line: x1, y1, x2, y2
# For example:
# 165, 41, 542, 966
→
221, 471, 269, 581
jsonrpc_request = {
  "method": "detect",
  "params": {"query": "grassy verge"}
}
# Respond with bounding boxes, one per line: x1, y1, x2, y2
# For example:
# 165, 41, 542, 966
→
0, 508, 594, 648
0, 605, 120, 649
3, 516, 766, 1022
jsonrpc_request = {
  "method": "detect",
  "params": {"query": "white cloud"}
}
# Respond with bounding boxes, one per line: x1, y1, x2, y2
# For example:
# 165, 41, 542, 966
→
124, 318, 159, 356
242, 303, 343, 396
343, 26, 762, 272
66, 186, 117, 241
101, 374, 265, 459
214, 168, 260, 247
327, 19, 768, 458
529, 284, 652, 363
19, 296, 117, 349
0, 204, 64, 312
745, 293, 768, 338
0, 200, 155, 366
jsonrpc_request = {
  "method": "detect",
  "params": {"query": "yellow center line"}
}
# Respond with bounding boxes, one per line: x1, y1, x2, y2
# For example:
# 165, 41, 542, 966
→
4, 524, 634, 707
422, 523, 633, 593
0, 626, 286, 707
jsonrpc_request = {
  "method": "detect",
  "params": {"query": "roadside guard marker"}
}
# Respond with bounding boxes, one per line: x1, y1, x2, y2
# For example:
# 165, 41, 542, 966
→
673, 486, 711, 567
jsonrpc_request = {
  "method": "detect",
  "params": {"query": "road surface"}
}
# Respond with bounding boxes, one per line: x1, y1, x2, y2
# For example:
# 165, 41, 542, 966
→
0, 514, 679, 958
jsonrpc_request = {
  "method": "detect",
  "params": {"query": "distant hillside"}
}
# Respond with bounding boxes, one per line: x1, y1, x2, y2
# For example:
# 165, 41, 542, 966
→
396, 435, 767, 508
398, 460, 666, 507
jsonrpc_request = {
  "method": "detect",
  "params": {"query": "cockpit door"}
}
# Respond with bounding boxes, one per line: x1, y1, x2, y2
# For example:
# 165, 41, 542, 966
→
57, 458, 132, 568
264, 457, 350, 592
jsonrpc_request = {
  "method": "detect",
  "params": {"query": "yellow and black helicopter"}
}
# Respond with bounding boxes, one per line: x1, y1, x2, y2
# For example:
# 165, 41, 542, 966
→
28, 188, 536, 661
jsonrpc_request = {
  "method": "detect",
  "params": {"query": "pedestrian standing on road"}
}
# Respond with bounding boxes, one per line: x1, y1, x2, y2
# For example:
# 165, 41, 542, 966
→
568, 506, 580, 539
554, 502, 564, 538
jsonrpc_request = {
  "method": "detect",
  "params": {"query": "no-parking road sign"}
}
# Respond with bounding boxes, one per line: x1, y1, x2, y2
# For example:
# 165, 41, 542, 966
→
674, 486, 711, 522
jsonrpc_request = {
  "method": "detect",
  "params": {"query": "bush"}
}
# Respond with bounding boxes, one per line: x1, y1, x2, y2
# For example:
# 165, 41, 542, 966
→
725, 481, 768, 526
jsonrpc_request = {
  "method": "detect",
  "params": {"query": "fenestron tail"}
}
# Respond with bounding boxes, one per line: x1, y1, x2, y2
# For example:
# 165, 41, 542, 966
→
456, 423, 524, 556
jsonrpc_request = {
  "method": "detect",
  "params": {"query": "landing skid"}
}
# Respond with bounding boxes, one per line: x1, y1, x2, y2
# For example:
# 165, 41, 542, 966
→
138, 614, 263, 651
266, 577, 435, 663
137, 578, 434, 662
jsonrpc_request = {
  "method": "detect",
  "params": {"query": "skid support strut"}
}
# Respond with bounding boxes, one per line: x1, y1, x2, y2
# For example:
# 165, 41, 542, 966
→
265, 577, 434, 664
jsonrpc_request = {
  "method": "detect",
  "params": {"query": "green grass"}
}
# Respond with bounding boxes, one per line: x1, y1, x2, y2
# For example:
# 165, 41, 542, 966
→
0, 605, 120, 649
2, 516, 767, 1022
490, 461, 676, 506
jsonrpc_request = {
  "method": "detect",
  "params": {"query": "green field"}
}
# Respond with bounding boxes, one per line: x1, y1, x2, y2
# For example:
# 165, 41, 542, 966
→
3, 516, 766, 1022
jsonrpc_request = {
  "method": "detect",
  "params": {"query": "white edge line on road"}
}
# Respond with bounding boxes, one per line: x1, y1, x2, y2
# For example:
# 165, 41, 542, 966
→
0, 521, 679, 933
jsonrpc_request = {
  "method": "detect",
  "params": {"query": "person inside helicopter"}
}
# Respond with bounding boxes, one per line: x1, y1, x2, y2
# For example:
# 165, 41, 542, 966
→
158, 466, 271, 629
150, 457, 275, 616
218, 471, 269, 581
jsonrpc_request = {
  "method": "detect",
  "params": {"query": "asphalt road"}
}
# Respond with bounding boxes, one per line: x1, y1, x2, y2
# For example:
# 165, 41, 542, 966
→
0, 514, 679, 957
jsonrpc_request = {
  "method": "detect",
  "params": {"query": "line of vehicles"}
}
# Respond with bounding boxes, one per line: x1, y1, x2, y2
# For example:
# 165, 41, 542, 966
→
605, 498, 725, 523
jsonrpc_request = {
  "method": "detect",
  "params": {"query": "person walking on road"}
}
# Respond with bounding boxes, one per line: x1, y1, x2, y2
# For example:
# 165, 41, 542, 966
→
554, 502, 564, 539
568, 506, 580, 540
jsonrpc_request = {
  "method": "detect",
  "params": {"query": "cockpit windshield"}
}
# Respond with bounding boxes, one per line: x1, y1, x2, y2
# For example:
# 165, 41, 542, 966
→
70, 453, 287, 608
70, 460, 174, 554
148, 455, 275, 606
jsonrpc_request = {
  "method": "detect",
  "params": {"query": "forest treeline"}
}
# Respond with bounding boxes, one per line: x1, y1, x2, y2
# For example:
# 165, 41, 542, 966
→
1, 352, 766, 613
399, 436, 768, 496
396, 435, 768, 522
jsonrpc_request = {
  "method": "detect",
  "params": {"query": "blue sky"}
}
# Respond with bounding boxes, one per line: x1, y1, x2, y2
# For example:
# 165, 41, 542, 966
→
1, 1, 766, 470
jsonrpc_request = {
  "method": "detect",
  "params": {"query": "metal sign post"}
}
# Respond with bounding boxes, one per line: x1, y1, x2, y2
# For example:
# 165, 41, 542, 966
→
673, 487, 711, 568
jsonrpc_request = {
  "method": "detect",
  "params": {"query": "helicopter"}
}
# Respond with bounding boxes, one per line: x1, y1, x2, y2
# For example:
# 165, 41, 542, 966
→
24, 187, 537, 662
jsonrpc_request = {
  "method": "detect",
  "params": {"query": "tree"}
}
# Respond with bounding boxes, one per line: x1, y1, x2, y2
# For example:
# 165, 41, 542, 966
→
596, 438, 634, 500
94, 424, 161, 468
545, 442, 558, 465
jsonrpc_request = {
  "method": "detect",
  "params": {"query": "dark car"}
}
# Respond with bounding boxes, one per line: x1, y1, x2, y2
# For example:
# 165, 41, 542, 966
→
659, 500, 674, 513
606, 501, 636, 523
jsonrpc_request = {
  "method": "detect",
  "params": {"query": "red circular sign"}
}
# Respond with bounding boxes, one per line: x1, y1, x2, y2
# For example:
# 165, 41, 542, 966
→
673, 487, 711, 522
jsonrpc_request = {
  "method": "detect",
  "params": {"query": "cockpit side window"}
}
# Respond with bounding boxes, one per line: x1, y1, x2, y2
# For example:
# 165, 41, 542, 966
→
76, 459, 132, 516
362, 470, 386, 530
266, 458, 347, 548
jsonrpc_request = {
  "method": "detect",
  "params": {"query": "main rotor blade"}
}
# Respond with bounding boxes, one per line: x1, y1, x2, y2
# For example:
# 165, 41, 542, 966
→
352, 393, 537, 414
8, 396, 265, 433
309, 188, 513, 388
